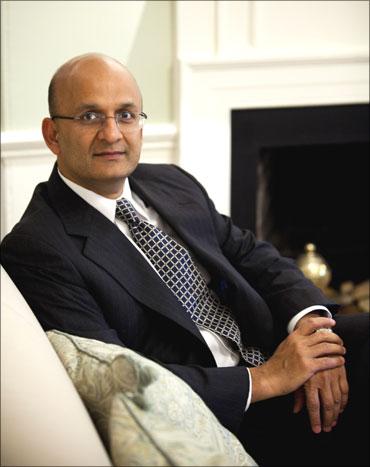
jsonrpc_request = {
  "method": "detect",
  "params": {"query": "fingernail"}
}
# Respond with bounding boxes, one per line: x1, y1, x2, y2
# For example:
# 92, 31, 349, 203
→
313, 426, 321, 434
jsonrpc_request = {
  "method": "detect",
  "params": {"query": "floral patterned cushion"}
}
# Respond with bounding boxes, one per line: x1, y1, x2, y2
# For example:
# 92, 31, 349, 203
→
47, 330, 256, 466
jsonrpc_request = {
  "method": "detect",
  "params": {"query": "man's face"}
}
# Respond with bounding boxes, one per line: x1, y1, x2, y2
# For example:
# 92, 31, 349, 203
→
46, 58, 143, 197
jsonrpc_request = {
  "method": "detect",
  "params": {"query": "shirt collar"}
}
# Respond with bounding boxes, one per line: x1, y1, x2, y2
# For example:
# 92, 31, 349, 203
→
58, 170, 147, 223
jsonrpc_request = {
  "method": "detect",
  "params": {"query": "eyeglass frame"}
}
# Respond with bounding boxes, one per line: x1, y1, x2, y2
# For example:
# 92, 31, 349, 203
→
50, 110, 148, 132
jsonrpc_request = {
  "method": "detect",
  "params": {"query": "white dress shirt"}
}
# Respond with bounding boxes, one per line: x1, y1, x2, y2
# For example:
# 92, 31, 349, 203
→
59, 171, 330, 410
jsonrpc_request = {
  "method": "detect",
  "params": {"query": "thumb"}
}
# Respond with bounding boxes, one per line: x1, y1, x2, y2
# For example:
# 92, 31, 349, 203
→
293, 387, 305, 414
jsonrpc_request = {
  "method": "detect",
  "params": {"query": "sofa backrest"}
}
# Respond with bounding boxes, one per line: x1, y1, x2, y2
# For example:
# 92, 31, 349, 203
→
1, 266, 112, 467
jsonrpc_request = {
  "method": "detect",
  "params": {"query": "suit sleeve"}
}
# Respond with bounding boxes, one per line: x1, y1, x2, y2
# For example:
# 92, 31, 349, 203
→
173, 165, 336, 328
216, 214, 334, 321
1, 233, 123, 345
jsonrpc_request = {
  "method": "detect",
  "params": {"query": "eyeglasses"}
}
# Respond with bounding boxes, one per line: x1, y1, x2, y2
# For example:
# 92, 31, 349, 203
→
51, 110, 147, 133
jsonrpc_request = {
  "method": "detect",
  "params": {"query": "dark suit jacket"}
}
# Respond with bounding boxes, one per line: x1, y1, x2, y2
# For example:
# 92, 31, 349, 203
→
1, 163, 333, 433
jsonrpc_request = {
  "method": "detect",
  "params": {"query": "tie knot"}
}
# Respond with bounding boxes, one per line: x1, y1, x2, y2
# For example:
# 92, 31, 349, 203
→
116, 198, 140, 224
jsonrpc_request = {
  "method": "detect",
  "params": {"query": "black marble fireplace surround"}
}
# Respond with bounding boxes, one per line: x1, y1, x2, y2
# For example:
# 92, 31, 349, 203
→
231, 104, 369, 288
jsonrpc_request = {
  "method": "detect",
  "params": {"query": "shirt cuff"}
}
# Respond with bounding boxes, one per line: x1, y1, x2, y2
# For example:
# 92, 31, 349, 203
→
244, 367, 252, 411
287, 305, 332, 334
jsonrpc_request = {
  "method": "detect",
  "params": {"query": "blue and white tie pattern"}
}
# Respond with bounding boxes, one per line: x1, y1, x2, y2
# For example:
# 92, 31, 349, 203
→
116, 198, 266, 367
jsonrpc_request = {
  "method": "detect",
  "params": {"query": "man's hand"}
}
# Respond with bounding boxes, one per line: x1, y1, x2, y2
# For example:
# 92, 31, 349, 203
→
292, 313, 349, 433
293, 314, 348, 433
249, 317, 346, 403
293, 365, 349, 433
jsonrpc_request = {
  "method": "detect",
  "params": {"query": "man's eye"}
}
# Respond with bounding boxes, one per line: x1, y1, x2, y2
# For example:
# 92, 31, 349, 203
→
81, 111, 101, 121
117, 111, 134, 122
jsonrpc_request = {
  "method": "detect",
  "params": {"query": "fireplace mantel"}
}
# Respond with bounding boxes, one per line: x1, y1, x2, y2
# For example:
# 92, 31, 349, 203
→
176, 52, 368, 216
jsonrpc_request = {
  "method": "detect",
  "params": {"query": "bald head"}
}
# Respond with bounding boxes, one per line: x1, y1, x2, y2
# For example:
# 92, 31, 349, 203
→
48, 53, 142, 116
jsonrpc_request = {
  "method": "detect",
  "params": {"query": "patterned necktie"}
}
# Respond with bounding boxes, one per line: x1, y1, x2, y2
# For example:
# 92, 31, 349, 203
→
116, 198, 266, 367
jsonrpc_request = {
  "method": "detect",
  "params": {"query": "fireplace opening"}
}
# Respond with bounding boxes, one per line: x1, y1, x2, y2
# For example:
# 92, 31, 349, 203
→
231, 104, 369, 291
257, 142, 369, 289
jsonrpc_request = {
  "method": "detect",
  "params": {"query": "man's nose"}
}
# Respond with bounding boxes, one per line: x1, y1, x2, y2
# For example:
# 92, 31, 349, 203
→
97, 116, 123, 142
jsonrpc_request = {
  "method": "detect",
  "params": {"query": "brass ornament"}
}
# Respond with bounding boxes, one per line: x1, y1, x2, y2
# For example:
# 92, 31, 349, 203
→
296, 243, 332, 291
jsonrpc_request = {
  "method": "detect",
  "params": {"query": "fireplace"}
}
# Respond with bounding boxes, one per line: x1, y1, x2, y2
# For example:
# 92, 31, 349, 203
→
231, 104, 369, 289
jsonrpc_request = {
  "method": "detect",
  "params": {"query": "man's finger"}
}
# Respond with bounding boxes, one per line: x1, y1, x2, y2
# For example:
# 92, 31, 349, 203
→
320, 387, 336, 432
330, 382, 342, 428
339, 373, 349, 412
293, 387, 305, 414
297, 317, 336, 336
305, 389, 321, 433
310, 342, 346, 358
310, 331, 344, 346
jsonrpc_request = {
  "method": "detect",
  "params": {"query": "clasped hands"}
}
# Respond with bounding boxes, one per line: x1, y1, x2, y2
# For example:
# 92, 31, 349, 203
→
249, 315, 348, 434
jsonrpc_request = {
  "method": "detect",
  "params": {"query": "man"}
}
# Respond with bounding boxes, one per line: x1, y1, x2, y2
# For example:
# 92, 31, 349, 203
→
1, 53, 368, 465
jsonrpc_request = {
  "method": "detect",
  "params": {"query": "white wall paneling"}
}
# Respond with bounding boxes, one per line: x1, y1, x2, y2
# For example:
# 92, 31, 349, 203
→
0, 124, 177, 238
216, 1, 255, 56
175, 1, 369, 215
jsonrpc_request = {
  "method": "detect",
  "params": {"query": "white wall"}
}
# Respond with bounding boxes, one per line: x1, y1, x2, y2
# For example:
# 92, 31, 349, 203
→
1, 0, 369, 238
1, 0, 173, 130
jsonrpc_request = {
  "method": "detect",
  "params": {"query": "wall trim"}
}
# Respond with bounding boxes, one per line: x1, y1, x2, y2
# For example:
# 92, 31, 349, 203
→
1, 123, 178, 162
187, 47, 370, 70
1, 123, 178, 237
176, 51, 369, 216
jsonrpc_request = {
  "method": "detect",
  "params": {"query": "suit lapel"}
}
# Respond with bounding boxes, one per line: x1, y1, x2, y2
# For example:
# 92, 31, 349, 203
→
129, 171, 234, 277
46, 167, 203, 340
129, 166, 273, 349
84, 219, 201, 335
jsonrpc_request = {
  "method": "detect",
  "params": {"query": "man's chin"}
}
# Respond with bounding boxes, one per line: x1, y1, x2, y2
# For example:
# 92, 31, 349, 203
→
94, 158, 139, 178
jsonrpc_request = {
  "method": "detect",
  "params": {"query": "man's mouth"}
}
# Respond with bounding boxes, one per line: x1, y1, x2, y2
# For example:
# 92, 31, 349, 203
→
93, 151, 126, 159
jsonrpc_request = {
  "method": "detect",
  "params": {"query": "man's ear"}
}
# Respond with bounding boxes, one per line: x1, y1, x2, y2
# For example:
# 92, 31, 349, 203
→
42, 118, 61, 156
